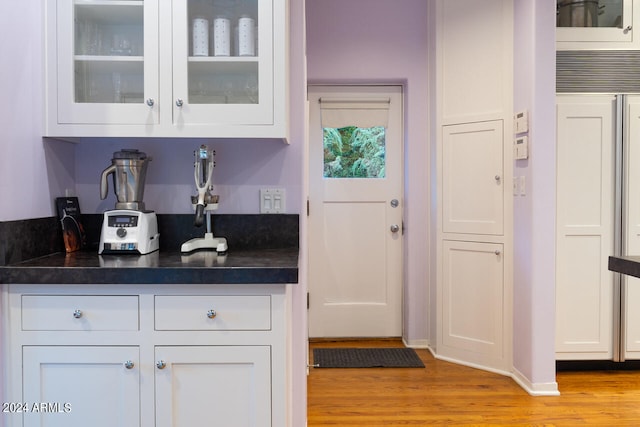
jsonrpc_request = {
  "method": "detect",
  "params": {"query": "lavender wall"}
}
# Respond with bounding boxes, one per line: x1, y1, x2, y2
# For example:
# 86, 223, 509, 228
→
0, 3, 75, 223
74, 138, 300, 215
306, 0, 431, 346
513, 0, 557, 391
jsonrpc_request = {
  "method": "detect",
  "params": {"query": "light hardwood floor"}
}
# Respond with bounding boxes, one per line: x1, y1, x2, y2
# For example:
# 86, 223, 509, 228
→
308, 339, 640, 426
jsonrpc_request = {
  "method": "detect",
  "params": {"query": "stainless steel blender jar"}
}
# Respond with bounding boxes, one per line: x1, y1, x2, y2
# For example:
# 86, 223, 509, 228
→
98, 149, 159, 255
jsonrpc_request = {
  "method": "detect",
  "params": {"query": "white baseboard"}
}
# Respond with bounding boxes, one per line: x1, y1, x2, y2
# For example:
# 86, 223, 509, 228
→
404, 341, 560, 397
402, 338, 430, 349
511, 367, 560, 396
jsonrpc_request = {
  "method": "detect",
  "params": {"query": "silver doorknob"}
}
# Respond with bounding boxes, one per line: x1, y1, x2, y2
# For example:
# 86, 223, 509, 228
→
176, 99, 184, 107
124, 360, 134, 369
207, 309, 217, 319
390, 224, 400, 233
73, 309, 82, 319
146, 98, 154, 107
156, 360, 166, 370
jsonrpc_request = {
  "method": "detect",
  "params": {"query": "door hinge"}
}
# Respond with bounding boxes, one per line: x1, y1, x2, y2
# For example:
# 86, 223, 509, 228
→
307, 292, 310, 309
307, 199, 310, 216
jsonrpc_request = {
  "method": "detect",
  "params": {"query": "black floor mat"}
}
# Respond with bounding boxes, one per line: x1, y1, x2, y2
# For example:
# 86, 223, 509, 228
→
313, 347, 425, 368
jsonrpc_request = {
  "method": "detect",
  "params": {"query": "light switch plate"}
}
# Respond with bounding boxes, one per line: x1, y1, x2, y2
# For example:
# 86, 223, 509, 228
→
260, 188, 286, 213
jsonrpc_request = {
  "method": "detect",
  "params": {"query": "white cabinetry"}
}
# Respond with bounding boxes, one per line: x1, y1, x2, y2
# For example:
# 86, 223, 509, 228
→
623, 98, 640, 359
556, 0, 639, 50
442, 121, 504, 236
441, 241, 505, 363
23, 346, 141, 427
45, 0, 288, 139
555, 95, 615, 360
556, 94, 640, 361
434, 0, 512, 373
3, 284, 289, 427
155, 346, 271, 427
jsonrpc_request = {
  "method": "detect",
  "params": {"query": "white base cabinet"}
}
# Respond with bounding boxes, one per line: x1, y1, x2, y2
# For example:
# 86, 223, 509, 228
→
155, 346, 271, 427
22, 346, 141, 427
1, 284, 290, 427
440, 240, 505, 367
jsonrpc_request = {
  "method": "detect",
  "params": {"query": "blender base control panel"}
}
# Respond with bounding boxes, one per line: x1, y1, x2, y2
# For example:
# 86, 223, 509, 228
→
108, 214, 139, 228
99, 210, 159, 255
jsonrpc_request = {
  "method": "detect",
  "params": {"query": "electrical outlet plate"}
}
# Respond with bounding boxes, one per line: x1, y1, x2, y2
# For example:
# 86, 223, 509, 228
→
260, 188, 286, 213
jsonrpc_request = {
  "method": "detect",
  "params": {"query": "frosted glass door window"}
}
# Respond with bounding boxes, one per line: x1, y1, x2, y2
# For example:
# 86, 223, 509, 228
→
323, 126, 386, 178
187, 0, 259, 105
74, 1, 145, 104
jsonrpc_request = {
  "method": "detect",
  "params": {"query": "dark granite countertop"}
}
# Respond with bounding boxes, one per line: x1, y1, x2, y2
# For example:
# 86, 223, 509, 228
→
609, 255, 640, 280
0, 248, 299, 285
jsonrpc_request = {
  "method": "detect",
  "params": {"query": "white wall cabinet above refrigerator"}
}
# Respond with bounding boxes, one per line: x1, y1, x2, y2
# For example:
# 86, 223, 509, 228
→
45, 0, 288, 140
556, 0, 640, 50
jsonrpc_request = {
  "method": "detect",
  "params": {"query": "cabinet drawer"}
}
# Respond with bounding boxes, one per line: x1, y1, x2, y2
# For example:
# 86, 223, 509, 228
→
155, 296, 271, 331
21, 295, 139, 331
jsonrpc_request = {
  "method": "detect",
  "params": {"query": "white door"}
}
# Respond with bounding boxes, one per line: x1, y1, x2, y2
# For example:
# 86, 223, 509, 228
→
22, 346, 140, 427
441, 240, 504, 362
442, 121, 504, 235
555, 95, 615, 360
624, 95, 640, 359
155, 346, 271, 427
307, 85, 403, 338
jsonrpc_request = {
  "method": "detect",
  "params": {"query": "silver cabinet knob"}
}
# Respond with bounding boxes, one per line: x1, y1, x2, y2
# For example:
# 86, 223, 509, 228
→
390, 199, 399, 208
73, 309, 82, 319
146, 98, 154, 107
495, 250, 501, 256
207, 309, 217, 319
390, 224, 400, 233
176, 99, 184, 107
495, 175, 501, 182
124, 360, 134, 369
156, 360, 166, 370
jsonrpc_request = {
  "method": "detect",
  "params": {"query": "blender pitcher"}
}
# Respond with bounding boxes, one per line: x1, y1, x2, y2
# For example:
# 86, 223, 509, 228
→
100, 149, 151, 211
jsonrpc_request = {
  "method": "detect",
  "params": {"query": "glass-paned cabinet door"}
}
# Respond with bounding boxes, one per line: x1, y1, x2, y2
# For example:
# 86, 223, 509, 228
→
557, 0, 634, 44
172, 0, 274, 126
56, 0, 159, 125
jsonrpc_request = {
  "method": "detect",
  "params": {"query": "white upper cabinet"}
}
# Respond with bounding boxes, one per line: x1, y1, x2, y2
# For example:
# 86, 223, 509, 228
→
45, 0, 288, 139
438, 0, 512, 125
557, 0, 640, 50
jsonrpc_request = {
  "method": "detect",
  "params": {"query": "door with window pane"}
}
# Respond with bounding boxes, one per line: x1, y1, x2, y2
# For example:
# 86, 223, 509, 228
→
308, 85, 403, 338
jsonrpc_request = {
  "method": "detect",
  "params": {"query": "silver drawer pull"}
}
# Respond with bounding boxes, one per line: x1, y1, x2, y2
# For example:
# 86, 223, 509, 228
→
207, 309, 217, 319
156, 360, 166, 370
124, 360, 134, 369
73, 309, 83, 319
